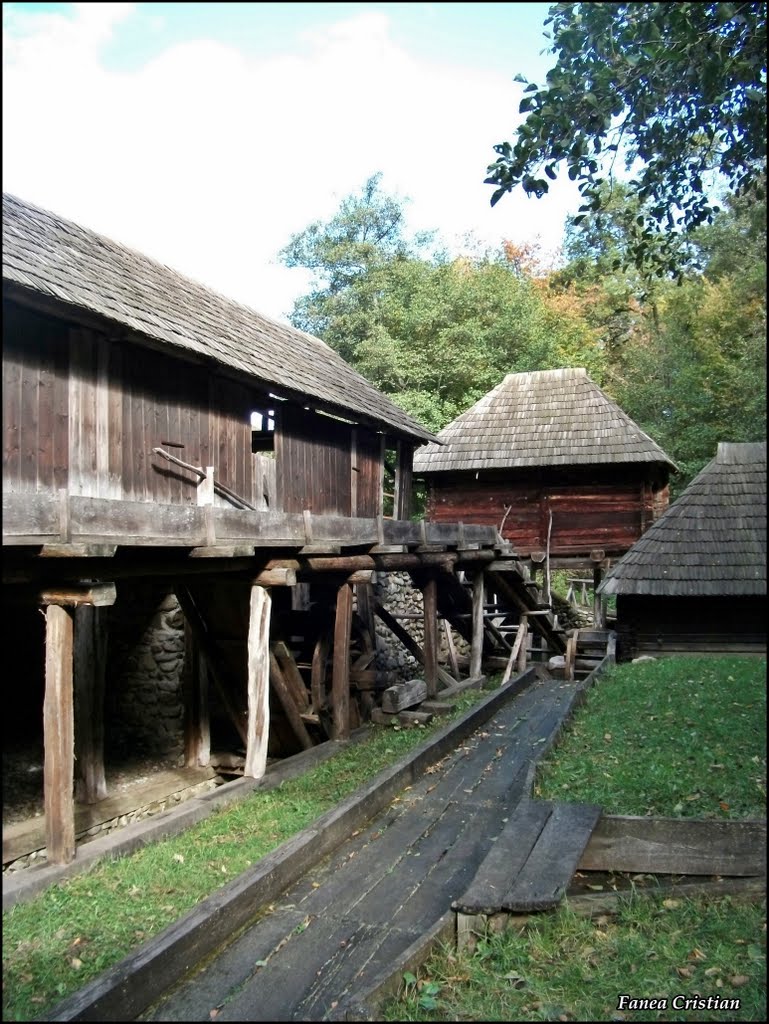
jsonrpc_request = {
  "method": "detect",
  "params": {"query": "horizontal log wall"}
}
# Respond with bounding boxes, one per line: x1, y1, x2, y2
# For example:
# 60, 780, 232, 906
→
425, 468, 668, 556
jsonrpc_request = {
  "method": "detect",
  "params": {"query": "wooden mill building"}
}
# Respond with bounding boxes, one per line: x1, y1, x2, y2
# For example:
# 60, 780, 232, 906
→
4, 193, 549, 868
414, 368, 677, 589
599, 441, 767, 658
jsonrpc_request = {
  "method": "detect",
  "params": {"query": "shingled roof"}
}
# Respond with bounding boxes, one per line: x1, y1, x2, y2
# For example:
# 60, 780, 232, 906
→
2, 193, 434, 444
412, 368, 676, 473
599, 442, 767, 597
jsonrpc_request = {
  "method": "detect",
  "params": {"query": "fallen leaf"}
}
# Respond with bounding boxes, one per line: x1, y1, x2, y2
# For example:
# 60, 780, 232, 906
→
70, 957, 83, 970
603, 732, 612, 742
173, 853, 184, 864
719, 801, 730, 811
688, 948, 707, 961
663, 899, 681, 909
676, 966, 694, 978
730, 975, 750, 987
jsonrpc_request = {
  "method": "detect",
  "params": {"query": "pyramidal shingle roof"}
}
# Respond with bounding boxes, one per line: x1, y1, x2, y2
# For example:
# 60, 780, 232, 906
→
600, 442, 767, 597
2, 193, 434, 443
412, 368, 676, 473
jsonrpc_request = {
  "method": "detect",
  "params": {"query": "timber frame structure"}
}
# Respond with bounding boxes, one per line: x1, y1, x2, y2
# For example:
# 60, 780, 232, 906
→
3, 194, 564, 869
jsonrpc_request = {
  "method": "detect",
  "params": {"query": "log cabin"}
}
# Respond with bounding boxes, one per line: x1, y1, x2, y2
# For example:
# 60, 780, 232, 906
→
3, 192, 531, 870
599, 441, 767, 658
413, 368, 678, 603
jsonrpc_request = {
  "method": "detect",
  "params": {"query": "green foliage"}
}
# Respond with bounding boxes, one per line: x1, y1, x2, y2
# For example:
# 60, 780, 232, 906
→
280, 177, 605, 432
486, 2, 767, 279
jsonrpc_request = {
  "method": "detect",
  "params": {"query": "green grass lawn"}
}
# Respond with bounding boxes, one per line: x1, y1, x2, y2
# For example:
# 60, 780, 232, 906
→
382, 655, 767, 1022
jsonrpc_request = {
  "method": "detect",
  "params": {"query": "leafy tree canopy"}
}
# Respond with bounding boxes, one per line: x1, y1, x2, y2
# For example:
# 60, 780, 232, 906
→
486, 2, 767, 279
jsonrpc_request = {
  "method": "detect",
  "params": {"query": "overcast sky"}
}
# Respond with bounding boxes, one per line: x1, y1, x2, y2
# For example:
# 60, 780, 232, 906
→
3, 2, 581, 323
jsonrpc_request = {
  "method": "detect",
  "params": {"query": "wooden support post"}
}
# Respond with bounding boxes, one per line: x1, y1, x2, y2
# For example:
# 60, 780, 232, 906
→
470, 571, 485, 678
593, 562, 605, 628
74, 605, 108, 804
182, 619, 210, 768
501, 614, 528, 684
443, 618, 460, 681
422, 576, 438, 699
517, 615, 529, 674
245, 586, 271, 779
332, 583, 353, 739
44, 604, 76, 865
356, 581, 377, 651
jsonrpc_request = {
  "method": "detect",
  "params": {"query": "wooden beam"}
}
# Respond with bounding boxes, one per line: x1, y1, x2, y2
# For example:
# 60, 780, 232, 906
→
73, 605, 108, 804
40, 583, 117, 607
422, 576, 438, 699
182, 620, 210, 768
470, 572, 485, 679
269, 653, 314, 751
374, 602, 455, 688
44, 604, 76, 865
443, 618, 460, 681
244, 586, 271, 779
271, 641, 310, 712
332, 583, 353, 740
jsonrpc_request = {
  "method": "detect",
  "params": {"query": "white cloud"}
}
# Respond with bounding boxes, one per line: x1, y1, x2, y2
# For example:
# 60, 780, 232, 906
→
3, 6, 578, 321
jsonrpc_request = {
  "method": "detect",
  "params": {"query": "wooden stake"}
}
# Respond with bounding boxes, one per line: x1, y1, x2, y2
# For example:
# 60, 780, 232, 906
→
182, 620, 210, 768
332, 583, 353, 739
269, 653, 314, 750
422, 576, 438, 698
443, 618, 460, 681
244, 586, 271, 779
44, 604, 76, 865
74, 605, 107, 804
470, 571, 485, 678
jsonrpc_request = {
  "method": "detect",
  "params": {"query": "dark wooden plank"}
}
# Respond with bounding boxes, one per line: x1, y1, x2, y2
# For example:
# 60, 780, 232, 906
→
470, 571, 485, 678
73, 605, 108, 803
182, 620, 210, 768
44, 604, 76, 865
272, 641, 310, 712
501, 802, 603, 911
422, 576, 438, 698
454, 801, 554, 914
580, 816, 767, 877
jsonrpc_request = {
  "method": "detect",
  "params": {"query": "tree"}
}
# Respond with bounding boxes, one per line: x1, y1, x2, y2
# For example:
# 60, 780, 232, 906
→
486, 2, 767, 278
280, 178, 605, 432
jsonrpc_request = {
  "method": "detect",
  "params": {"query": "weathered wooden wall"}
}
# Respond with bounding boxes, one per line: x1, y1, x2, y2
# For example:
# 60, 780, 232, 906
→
425, 468, 669, 557
275, 405, 383, 517
616, 595, 767, 658
2, 300, 388, 519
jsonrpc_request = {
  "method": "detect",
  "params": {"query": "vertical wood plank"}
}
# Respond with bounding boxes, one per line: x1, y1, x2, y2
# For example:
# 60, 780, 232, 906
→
350, 428, 358, 518
332, 583, 353, 739
422, 575, 438, 698
378, 435, 386, 518
593, 563, 605, 628
443, 619, 461, 681
244, 586, 271, 779
394, 442, 414, 520
95, 337, 112, 498
2, 345, 21, 486
470, 571, 485, 678
74, 605, 108, 804
44, 604, 76, 865
36, 331, 55, 492
183, 620, 210, 767
106, 340, 123, 499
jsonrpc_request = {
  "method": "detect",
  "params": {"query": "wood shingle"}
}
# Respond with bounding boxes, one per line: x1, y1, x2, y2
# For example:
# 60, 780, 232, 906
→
2, 193, 434, 444
600, 442, 767, 598
413, 368, 676, 473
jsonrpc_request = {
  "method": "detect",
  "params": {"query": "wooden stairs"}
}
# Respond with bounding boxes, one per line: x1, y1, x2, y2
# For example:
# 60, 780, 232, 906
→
563, 628, 614, 681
